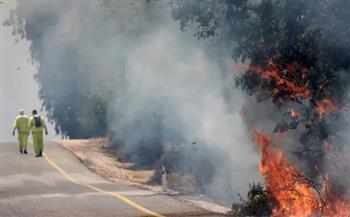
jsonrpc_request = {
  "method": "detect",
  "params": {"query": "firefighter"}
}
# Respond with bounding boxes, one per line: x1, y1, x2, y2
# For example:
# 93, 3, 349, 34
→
12, 109, 29, 154
28, 110, 48, 157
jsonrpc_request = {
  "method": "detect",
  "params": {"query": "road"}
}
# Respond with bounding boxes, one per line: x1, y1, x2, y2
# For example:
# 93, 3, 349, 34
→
0, 142, 225, 217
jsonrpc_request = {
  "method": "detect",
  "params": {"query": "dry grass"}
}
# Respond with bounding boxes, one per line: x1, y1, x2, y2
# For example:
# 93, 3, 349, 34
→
54, 139, 156, 184
53, 139, 231, 215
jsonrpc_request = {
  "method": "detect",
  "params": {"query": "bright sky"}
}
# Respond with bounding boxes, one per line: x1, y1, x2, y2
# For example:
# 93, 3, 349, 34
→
1, 2, 56, 142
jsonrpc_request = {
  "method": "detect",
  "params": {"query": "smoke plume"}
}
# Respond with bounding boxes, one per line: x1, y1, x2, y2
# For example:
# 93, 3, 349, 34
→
171, 0, 350, 214
7, 0, 260, 205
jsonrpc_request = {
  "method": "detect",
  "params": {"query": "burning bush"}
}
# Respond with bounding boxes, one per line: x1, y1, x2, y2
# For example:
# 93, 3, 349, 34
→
252, 130, 350, 217
232, 131, 350, 217
172, 0, 350, 215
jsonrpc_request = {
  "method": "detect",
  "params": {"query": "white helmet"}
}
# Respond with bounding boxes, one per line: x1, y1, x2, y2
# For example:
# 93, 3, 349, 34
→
19, 109, 24, 116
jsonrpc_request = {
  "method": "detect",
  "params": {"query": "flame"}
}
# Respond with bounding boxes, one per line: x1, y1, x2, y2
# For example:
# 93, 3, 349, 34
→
288, 108, 298, 118
245, 59, 349, 216
249, 59, 310, 100
324, 141, 334, 153
234, 63, 250, 73
252, 129, 350, 217
315, 98, 339, 117
253, 129, 319, 217
249, 59, 341, 118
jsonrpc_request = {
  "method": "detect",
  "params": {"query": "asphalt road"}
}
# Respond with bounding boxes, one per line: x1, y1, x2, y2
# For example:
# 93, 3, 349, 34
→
0, 142, 224, 217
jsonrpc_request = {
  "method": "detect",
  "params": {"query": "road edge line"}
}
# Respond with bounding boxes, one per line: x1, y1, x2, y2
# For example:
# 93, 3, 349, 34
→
44, 154, 80, 185
43, 153, 165, 217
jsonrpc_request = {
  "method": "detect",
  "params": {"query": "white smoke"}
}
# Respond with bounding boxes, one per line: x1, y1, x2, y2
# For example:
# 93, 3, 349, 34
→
7, 0, 260, 205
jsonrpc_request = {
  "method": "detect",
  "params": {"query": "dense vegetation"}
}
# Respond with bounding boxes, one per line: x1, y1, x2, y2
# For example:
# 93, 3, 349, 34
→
171, 0, 350, 175
171, 0, 350, 214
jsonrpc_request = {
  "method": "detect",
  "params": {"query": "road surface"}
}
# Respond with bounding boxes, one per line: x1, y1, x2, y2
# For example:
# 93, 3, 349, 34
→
0, 142, 225, 217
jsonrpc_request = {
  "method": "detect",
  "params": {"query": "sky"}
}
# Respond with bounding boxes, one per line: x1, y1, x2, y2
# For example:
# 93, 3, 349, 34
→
1, 2, 56, 142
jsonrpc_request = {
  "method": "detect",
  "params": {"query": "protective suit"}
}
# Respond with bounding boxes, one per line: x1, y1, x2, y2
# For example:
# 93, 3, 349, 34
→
28, 114, 48, 157
13, 114, 29, 153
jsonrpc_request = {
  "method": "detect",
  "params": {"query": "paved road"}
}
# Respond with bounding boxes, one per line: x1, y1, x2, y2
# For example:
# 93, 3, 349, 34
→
0, 142, 224, 217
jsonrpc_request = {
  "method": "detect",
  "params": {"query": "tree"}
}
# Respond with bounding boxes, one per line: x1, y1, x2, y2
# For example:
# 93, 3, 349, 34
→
170, 0, 350, 201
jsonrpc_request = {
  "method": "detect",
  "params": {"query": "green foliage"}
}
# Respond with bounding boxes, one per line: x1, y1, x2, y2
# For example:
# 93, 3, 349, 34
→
171, 0, 350, 68
170, 0, 350, 153
234, 183, 272, 217
171, 0, 350, 209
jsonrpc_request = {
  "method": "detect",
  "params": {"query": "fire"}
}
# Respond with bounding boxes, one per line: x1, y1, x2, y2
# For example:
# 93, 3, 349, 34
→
248, 59, 340, 119
249, 59, 310, 100
252, 129, 350, 217
242, 58, 350, 216
253, 129, 319, 217
288, 108, 298, 118
315, 98, 339, 117
234, 63, 250, 73
324, 141, 334, 153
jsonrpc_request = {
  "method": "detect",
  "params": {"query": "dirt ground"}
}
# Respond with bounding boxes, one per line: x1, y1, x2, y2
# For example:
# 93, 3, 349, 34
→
53, 139, 231, 215
54, 139, 158, 186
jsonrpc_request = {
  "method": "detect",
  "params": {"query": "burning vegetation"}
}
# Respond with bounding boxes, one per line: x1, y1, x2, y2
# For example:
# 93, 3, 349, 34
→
7, 0, 350, 214
172, 0, 350, 216
252, 130, 350, 217
235, 51, 350, 216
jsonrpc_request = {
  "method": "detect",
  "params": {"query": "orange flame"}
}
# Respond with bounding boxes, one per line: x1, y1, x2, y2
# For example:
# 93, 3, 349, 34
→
249, 59, 341, 118
252, 129, 350, 217
234, 63, 250, 73
288, 108, 298, 118
250, 60, 310, 100
315, 98, 339, 117
324, 141, 334, 153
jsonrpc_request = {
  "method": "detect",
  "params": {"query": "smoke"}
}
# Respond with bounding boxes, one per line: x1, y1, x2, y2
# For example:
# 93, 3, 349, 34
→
7, 0, 261, 205
234, 0, 350, 180
170, 1, 350, 213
